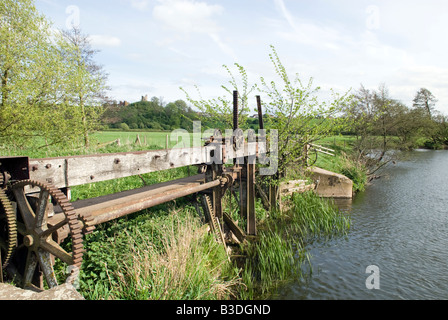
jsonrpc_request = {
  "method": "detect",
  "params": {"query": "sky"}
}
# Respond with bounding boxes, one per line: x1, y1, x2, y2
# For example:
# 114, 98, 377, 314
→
35, 0, 448, 114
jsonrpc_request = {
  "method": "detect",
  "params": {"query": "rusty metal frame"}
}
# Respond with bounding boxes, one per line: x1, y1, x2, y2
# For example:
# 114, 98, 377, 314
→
0, 90, 272, 291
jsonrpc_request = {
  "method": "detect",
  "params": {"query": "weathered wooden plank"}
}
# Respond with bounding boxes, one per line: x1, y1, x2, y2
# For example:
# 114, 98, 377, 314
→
223, 212, 246, 243
28, 143, 258, 189
28, 146, 211, 189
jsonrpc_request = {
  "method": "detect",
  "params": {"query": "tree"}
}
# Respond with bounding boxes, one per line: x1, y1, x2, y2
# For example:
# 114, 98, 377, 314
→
413, 88, 437, 119
0, 0, 108, 149
0, 0, 72, 146
60, 27, 109, 148
258, 45, 352, 177
181, 45, 352, 178
344, 84, 410, 175
181, 63, 255, 131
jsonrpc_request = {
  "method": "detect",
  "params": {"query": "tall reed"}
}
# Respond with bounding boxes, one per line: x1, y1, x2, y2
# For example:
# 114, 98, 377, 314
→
239, 191, 350, 299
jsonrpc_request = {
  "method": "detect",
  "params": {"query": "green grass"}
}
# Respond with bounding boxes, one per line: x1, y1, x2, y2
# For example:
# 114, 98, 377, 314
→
79, 205, 241, 300
91, 131, 172, 147
0, 130, 197, 158
313, 135, 368, 193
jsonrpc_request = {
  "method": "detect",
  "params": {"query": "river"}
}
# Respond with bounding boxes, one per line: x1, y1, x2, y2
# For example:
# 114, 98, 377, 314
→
276, 149, 448, 300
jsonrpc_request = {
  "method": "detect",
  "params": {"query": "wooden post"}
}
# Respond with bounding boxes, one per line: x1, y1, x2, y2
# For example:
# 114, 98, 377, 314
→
240, 158, 256, 236
256, 95, 264, 130
269, 183, 278, 211
246, 161, 256, 235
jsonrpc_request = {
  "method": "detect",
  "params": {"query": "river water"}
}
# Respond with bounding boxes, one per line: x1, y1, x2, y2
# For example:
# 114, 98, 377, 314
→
276, 149, 448, 300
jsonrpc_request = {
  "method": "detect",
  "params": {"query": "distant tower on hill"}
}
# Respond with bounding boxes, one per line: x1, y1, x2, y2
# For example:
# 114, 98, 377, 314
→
141, 94, 148, 102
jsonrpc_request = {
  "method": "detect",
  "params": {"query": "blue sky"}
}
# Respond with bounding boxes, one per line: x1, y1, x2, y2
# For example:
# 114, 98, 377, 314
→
35, 0, 448, 114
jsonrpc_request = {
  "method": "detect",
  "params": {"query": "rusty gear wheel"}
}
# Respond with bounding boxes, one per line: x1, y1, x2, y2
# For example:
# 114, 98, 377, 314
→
10, 179, 84, 290
0, 175, 17, 270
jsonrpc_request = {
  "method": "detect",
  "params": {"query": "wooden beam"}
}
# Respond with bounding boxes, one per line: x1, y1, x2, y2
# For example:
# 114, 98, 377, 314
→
28, 143, 257, 189
223, 212, 246, 243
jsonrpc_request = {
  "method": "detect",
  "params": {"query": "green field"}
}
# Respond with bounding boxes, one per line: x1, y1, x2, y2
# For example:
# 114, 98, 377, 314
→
92, 130, 180, 149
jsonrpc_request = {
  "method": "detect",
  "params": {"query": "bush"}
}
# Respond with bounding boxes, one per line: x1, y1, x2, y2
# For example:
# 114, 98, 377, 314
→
118, 123, 130, 131
337, 154, 367, 193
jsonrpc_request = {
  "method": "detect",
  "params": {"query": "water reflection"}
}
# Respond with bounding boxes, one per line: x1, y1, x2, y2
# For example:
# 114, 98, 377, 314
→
332, 198, 353, 213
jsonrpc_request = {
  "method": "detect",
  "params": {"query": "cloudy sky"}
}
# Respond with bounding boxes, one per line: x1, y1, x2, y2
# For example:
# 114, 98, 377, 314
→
35, 0, 448, 114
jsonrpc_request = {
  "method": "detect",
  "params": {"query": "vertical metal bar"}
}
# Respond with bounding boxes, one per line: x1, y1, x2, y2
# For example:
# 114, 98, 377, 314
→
233, 90, 239, 130
256, 95, 264, 130
213, 163, 223, 220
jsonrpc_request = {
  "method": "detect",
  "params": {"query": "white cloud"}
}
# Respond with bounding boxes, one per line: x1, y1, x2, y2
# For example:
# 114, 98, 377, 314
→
273, 0, 353, 51
126, 0, 151, 11
152, 0, 236, 60
88, 35, 122, 48
208, 33, 237, 61
153, 0, 223, 34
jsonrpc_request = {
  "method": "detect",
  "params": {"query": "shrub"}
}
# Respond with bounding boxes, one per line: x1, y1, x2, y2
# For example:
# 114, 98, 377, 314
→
118, 123, 130, 131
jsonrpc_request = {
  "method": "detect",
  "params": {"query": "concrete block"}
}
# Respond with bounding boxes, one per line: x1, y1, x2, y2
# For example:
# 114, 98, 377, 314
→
308, 167, 353, 199
0, 283, 84, 300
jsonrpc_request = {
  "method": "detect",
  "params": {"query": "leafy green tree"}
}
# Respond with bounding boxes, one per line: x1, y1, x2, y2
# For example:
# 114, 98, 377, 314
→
344, 84, 402, 174
258, 46, 352, 176
0, 0, 108, 149
433, 114, 448, 146
413, 88, 437, 119
180, 63, 255, 131
181, 45, 352, 178
60, 27, 109, 148
1, 0, 71, 146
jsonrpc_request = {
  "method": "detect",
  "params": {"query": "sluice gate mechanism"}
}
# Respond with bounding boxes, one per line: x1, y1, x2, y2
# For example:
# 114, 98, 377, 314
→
0, 92, 276, 291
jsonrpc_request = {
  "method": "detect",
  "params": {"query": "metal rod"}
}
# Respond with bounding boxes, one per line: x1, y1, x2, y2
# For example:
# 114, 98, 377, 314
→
233, 90, 239, 130
90, 178, 222, 226
256, 95, 264, 130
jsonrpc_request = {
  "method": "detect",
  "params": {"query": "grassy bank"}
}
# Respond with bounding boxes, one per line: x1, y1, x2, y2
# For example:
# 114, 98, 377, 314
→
313, 135, 369, 193
78, 204, 240, 300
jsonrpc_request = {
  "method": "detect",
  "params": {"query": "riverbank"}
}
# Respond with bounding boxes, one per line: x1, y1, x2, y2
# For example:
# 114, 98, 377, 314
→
1, 136, 353, 300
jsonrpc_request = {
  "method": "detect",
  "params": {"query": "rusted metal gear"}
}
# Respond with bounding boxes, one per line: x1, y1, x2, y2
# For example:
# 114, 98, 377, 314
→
0, 175, 17, 270
201, 194, 226, 249
10, 179, 84, 290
